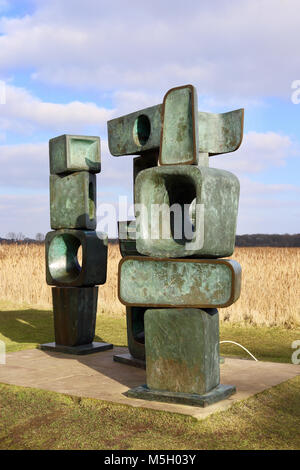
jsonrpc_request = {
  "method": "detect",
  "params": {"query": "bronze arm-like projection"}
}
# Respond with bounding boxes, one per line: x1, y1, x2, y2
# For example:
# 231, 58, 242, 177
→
108, 88, 243, 159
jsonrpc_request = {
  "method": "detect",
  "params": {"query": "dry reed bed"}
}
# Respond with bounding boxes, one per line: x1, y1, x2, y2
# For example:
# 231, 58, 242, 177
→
0, 243, 299, 327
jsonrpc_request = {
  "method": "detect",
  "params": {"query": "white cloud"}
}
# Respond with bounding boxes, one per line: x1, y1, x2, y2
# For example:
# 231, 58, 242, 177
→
211, 130, 300, 233
0, 0, 8, 13
239, 177, 300, 195
0, 0, 299, 99
0, 85, 114, 136
211, 131, 298, 175
0, 1, 299, 235
111, 90, 162, 116
237, 197, 300, 234
0, 193, 49, 237
237, 177, 300, 233
0, 142, 48, 188
0, 132, 299, 237
0, 139, 133, 194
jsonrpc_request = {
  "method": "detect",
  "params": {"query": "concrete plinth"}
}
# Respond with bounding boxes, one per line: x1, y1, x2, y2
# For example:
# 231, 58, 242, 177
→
1, 347, 300, 420
39, 342, 113, 355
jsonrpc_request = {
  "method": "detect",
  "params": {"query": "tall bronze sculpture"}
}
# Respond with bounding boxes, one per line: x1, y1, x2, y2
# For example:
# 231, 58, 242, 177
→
41, 135, 112, 354
108, 85, 243, 406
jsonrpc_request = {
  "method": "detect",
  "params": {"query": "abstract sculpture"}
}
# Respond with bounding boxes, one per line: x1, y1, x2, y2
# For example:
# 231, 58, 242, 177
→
108, 85, 243, 406
41, 135, 112, 354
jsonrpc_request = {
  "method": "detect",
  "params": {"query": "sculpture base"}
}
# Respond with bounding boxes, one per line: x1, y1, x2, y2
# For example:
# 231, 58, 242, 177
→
113, 353, 146, 369
39, 342, 113, 355
125, 383, 236, 408
51, 286, 99, 347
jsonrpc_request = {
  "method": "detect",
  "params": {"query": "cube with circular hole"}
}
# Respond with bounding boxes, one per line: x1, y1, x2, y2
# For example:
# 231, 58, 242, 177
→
107, 104, 162, 156
49, 134, 101, 174
135, 165, 240, 258
50, 171, 96, 229
45, 230, 107, 287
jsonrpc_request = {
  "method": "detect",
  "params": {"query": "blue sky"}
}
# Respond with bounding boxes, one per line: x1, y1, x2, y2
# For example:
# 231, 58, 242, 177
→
0, 0, 299, 237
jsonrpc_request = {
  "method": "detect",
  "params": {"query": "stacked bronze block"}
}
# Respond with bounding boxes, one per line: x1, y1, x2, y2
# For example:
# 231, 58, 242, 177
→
108, 85, 244, 406
40, 135, 112, 354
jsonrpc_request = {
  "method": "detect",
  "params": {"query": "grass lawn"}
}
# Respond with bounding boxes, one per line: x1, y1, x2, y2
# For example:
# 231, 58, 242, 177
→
0, 377, 299, 450
0, 301, 299, 450
0, 300, 299, 363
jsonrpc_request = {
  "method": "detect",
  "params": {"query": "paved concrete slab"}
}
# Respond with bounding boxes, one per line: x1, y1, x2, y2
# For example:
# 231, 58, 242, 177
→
0, 347, 300, 420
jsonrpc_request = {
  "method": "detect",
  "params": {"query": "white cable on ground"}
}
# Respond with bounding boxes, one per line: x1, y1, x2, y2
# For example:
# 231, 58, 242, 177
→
220, 340, 258, 361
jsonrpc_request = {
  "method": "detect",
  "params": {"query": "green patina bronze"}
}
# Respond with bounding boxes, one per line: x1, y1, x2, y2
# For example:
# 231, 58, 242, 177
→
159, 85, 199, 165
45, 229, 107, 287
133, 151, 158, 200
51, 286, 99, 346
144, 308, 220, 395
107, 85, 244, 164
198, 109, 244, 155
118, 257, 241, 308
50, 171, 96, 229
118, 220, 141, 257
40, 286, 112, 355
135, 165, 240, 258
108, 104, 162, 156
125, 383, 236, 406
107, 83, 244, 406
49, 134, 101, 174
43, 133, 111, 355
125, 306, 147, 361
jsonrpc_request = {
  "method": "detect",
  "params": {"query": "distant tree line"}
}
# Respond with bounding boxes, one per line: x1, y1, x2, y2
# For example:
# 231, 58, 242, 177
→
235, 234, 300, 247
0, 233, 300, 247
1, 232, 45, 243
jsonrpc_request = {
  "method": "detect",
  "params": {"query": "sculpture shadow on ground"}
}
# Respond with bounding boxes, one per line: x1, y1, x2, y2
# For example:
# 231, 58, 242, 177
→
0, 307, 141, 388
0, 308, 55, 348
